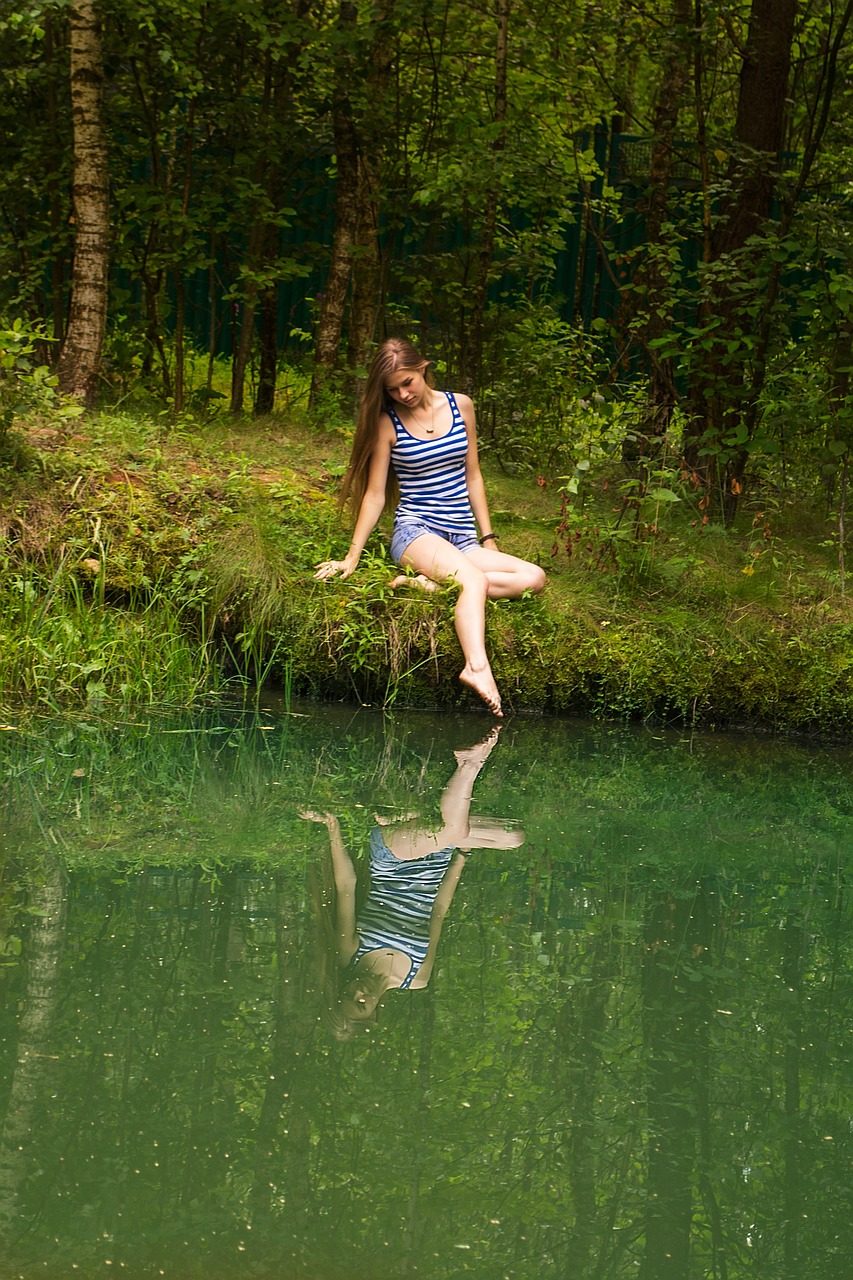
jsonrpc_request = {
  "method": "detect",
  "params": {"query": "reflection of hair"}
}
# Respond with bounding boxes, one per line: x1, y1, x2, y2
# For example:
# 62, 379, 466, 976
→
339, 338, 436, 517
309, 852, 376, 1042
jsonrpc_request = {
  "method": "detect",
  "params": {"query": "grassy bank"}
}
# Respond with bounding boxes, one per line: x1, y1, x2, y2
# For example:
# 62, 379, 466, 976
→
1, 405, 851, 733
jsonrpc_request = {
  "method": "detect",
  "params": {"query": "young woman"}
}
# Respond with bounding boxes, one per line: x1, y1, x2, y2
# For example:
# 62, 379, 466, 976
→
314, 338, 546, 716
301, 726, 523, 1039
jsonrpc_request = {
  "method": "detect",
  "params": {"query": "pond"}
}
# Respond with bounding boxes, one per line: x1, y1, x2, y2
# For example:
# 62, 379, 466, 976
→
0, 703, 850, 1280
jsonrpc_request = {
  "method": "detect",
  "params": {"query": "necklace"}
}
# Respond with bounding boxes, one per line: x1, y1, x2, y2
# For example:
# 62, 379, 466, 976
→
409, 395, 437, 435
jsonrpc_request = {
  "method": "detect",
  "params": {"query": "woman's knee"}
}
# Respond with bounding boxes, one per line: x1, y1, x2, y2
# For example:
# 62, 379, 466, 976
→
506, 560, 547, 595
455, 562, 490, 599
526, 564, 547, 594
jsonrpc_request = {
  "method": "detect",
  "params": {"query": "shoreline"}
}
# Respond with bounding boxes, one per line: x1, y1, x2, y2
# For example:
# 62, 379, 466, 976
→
1, 411, 851, 738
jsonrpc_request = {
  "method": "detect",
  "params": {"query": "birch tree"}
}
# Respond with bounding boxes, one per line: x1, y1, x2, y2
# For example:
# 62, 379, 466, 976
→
55, 0, 109, 405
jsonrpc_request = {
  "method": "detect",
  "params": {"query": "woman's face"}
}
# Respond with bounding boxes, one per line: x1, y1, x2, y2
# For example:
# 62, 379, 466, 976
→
384, 363, 429, 409
341, 978, 381, 1020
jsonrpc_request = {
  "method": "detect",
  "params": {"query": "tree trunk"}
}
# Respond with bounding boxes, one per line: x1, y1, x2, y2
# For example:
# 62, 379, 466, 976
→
623, 0, 693, 462
713, 0, 798, 259
173, 271, 186, 412
142, 267, 172, 395
828, 319, 853, 596
237, 16, 313, 417
55, 0, 109, 406
172, 98, 195, 415
230, 55, 274, 415
684, 0, 797, 512
252, 6, 314, 417
736, 0, 853, 486
229, 292, 258, 415
206, 236, 219, 392
0, 860, 67, 1235
345, 148, 382, 385
460, 0, 510, 395
255, 278, 279, 416
310, 0, 392, 409
310, 0, 365, 409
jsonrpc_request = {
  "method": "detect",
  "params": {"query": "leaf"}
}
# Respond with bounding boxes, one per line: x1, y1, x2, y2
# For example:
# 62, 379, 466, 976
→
644, 488, 681, 504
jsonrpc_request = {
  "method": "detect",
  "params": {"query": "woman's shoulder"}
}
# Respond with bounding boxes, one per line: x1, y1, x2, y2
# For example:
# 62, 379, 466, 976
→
376, 409, 397, 442
447, 389, 474, 411
448, 390, 475, 427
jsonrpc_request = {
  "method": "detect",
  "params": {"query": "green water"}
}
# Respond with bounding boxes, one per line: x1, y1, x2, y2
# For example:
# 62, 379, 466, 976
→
0, 704, 850, 1280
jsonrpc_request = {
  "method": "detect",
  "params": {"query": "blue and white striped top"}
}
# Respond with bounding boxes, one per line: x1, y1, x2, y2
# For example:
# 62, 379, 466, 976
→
347, 827, 456, 988
389, 392, 475, 533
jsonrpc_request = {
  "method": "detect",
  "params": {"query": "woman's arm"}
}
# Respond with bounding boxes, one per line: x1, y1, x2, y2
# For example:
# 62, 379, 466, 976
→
459, 394, 495, 543
408, 851, 468, 988
315, 416, 395, 580
301, 811, 359, 963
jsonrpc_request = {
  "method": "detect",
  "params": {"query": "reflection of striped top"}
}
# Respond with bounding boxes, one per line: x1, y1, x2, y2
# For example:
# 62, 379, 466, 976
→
389, 392, 475, 532
347, 828, 455, 988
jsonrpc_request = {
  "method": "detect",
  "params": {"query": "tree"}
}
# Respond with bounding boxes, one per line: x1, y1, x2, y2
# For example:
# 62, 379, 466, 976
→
309, 0, 394, 408
459, 0, 510, 393
0, 858, 67, 1236
618, 0, 694, 460
55, 0, 109, 405
682, 0, 797, 508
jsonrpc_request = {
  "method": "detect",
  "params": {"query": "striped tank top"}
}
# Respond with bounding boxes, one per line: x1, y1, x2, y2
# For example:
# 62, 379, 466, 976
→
347, 827, 456, 988
389, 392, 475, 533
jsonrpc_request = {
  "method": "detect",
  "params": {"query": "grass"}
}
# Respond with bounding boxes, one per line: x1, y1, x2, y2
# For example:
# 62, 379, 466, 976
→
1, 395, 851, 732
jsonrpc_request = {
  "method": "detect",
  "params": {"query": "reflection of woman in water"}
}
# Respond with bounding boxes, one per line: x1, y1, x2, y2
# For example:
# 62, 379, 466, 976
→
301, 726, 522, 1038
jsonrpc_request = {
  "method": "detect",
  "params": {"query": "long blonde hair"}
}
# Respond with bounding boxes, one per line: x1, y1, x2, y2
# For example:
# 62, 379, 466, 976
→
339, 338, 436, 515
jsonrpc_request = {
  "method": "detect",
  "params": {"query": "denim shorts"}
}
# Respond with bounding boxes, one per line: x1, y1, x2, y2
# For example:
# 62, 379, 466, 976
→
390, 517, 479, 564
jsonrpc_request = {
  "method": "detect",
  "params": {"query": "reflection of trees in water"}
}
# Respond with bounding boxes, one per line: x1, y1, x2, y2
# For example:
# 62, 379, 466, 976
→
554, 924, 618, 1274
0, 713, 849, 1277
0, 855, 66, 1238
782, 902, 804, 1280
639, 883, 718, 1280
0, 851, 848, 1278
248, 874, 317, 1270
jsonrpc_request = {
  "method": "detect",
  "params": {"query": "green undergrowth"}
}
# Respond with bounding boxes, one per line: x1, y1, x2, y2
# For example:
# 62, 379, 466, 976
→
1, 407, 851, 734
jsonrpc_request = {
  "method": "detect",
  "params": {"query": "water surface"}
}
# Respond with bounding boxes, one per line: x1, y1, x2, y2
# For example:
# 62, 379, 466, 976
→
0, 705, 850, 1279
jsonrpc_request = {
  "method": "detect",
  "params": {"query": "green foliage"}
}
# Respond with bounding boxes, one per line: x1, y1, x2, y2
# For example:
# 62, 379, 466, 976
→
1, 400, 852, 731
0, 318, 82, 459
472, 301, 609, 473
0, 555, 220, 709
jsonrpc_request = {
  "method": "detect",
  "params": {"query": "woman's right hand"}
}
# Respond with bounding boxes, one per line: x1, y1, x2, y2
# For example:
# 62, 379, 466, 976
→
299, 809, 339, 827
314, 553, 358, 580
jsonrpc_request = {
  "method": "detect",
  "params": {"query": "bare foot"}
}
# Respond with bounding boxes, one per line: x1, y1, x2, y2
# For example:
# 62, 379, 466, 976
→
388, 572, 439, 592
459, 664, 503, 716
454, 724, 502, 766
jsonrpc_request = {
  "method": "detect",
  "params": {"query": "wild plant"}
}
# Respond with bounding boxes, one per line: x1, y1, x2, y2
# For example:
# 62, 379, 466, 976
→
0, 318, 82, 458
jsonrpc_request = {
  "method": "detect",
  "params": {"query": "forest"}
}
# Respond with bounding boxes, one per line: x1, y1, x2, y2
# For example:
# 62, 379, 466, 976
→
1, 9, 852, 1271
2, 0, 853, 725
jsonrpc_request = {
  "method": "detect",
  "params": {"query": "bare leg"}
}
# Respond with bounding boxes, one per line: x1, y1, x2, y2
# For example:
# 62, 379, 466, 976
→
465, 545, 547, 600
385, 727, 503, 859
400, 533, 502, 715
